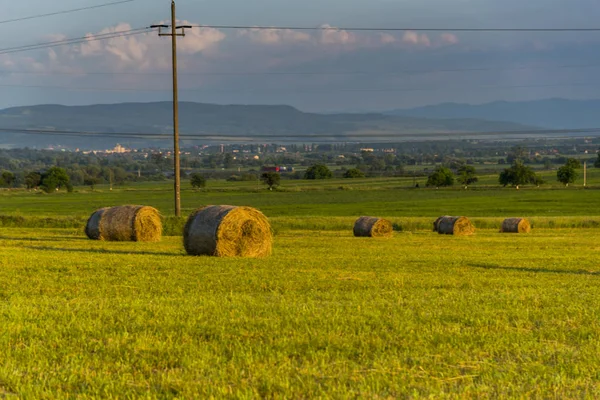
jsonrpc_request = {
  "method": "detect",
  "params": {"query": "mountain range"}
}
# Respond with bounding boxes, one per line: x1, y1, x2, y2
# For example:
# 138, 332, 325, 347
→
0, 102, 533, 149
386, 98, 600, 129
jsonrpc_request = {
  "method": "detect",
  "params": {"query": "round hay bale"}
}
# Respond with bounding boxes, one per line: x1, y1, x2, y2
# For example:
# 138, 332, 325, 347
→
184, 205, 272, 257
85, 207, 109, 240
435, 216, 475, 236
85, 205, 162, 242
353, 216, 393, 238
433, 216, 445, 232
501, 218, 531, 233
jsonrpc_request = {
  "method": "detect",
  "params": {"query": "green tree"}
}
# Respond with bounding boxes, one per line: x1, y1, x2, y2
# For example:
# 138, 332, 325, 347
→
565, 158, 581, 170
190, 173, 206, 189
40, 167, 70, 193
111, 167, 130, 185
0, 171, 15, 187
499, 161, 539, 188
368, 158, 386, 171
25, 172, 41, 190
344, 168, 365, 179
304, 164, 332, 180
84, 176, 101, 190
457, 165, 478, 188
595, 152, 600, 168
261, 172, 281, 190
557, 160, 580, 187
224, 153, 235, 169
426, 166, 455, 187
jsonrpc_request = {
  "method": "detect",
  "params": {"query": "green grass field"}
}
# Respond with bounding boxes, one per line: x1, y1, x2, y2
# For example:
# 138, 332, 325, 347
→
2, 178, 600, 397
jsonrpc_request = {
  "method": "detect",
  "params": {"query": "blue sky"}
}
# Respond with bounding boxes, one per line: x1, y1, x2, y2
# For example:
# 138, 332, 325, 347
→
0, 0, 600, 111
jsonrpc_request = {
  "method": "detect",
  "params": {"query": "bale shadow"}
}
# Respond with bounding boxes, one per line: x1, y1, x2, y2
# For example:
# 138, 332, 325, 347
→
22, 245, 183, 257
469, 263, 600, 276
0, 236, 89, 242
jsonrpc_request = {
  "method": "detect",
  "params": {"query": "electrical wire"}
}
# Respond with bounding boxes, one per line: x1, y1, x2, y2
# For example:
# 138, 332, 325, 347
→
0, 28, 151, 55
0, 0, 135, 25
191, 24, 600, 33
1, 81, 600, 93
2, 62, 600, 77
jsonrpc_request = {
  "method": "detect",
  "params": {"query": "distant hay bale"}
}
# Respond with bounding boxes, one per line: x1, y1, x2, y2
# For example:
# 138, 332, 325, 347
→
353, 216, 393, 238
184, 205, 272, 257
85, 205, 162, 242
433, 216, 444, 232
501, 218, 531, 233
435, 216, 475, 236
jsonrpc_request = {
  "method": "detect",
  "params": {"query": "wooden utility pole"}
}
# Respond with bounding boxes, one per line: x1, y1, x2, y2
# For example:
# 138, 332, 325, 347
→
584, 161, 587, 187
151, 1, 190, 217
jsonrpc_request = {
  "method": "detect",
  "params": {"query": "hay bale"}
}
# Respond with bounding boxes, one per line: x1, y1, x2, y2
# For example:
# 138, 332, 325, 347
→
353, 216, 393, 238
433, 216, 444, 232
184, 205, 272, 257
85, 207, 108, 240
85, 205, 162, 242
501, 218, 531, 233
435, 216, 475, 236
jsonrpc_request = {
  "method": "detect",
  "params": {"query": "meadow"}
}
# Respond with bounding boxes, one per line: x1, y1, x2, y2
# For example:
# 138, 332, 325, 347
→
1, 176, 600, 397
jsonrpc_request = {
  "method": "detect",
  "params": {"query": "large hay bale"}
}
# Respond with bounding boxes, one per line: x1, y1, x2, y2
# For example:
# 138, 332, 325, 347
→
353, 216, 393, 238
85, 205, 162, 242
184, 205, 272, 257
501, 218, 531, 233
85, 207, 109, 240
435, 216, 475, 236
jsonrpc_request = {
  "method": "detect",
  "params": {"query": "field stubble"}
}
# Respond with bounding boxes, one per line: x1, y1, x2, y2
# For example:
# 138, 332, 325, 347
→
0, 227, 600, 397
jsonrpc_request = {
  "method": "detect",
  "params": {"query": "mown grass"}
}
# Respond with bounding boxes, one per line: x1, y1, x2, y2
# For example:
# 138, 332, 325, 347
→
2, 177, 600, 397
1, 228, 600, 397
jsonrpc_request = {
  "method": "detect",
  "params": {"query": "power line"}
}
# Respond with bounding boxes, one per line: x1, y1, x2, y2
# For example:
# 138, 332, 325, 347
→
3, 127, 600, 142
0, 28, 151, 55
2, 81, 600, 93
191, 24, 600, 33
2, 62, 600, 77
0, 0, 135, 25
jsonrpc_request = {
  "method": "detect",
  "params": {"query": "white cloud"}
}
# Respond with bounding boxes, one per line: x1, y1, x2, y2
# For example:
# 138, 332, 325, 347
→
179, 26, 227, 54
441, 33, 459, 45
379, 33, 397, 44
239, 28, 311, 45
402, 31, 431, 47
59, 22, 226, 71
319, 25, 356, 45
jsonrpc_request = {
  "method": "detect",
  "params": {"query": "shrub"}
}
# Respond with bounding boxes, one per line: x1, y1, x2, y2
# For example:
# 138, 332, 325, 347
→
261, 172, 281, 190
344, 168, 365, 179
426, 167, 455, 187
41, 167, 70, 193
190, 173, 206, 189
305, 164, 333, 180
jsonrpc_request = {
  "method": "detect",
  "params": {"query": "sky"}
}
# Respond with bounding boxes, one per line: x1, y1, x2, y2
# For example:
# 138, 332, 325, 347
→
0, 0, 600, 112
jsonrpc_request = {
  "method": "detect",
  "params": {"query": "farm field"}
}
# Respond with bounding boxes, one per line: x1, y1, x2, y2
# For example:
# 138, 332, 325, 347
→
1, 227, 600, 397
2, 178, 600, 397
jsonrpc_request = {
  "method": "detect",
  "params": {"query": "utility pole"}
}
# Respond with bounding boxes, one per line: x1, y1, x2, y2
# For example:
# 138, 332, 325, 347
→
151, 1, 191, 217
584, 161, 587, 187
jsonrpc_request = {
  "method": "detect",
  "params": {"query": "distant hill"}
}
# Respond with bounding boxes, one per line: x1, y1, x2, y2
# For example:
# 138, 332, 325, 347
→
386, 98, 600, 129
0, 102, 535, 149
